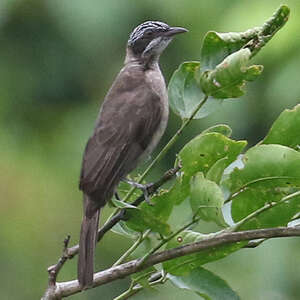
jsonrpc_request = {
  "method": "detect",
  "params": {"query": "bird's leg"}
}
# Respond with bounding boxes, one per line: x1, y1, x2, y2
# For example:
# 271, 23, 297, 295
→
122, 178, 153, 205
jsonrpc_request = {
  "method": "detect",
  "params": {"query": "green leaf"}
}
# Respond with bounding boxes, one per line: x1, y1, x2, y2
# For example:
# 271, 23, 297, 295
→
201, 124, 232, 137
125, 190, 173, 235
200, 5, 290, 71
236, 190, 300, 231
226, 144, 300, 194
179, 132, 247, 182
111, 221, 139, 239
168, 61, 222, 119
206, 157, 231, 184
200, 48, 263, 99
190, 173, 227, 227
170, 133, 245, 217
248, 5, 290, 58
200, 30, 259, 72
168, 267, 240, 300
167, 133, 246, 229
262, 104, 300, 150
223, 144, 300, 227
111, 198, 139, 210
163, 230, 244, 275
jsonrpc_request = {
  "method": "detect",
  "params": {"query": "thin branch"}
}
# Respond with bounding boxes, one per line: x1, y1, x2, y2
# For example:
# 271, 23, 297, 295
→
41, 227, 300, 299
113, 230, 151, 266
42, 235, 71, 300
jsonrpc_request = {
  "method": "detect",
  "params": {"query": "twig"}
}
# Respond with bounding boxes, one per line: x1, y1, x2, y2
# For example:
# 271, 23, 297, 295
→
41, 226, 300, 299
113, 230, 151, 266
42, 235, 71, 300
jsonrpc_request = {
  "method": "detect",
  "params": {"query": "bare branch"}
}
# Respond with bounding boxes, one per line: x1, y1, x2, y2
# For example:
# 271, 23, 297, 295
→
41, 226, 300, 299
42, 235, 71, 300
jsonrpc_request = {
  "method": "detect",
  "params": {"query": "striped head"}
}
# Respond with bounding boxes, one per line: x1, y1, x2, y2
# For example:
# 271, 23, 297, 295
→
127, 21, 187, 60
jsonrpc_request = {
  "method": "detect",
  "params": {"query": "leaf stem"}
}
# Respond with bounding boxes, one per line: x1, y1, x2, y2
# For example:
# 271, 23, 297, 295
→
113, 230, 151, 266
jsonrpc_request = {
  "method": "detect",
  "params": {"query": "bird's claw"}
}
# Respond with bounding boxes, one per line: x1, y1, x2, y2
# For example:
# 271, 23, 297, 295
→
122, 178, 153, 205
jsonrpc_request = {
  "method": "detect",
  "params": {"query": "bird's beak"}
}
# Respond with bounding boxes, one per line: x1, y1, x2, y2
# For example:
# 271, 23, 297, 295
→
164, 26, 188, 37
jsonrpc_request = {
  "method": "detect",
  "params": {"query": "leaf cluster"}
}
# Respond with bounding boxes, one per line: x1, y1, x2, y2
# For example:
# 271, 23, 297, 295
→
108, 6, 297, 300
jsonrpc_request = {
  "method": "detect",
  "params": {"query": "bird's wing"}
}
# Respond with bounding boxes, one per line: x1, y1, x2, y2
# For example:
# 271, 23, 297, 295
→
79, 79, 163, 201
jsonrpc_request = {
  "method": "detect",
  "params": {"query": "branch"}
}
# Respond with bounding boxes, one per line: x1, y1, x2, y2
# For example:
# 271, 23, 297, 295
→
42, 164, 181, 297
41, 226, 300, 299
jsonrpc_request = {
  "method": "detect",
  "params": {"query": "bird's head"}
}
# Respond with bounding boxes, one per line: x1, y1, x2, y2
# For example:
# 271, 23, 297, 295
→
126, 21, 188, 66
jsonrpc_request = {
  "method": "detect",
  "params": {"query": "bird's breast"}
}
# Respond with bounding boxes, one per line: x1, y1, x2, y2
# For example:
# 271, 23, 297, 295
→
143, 66, 169, 157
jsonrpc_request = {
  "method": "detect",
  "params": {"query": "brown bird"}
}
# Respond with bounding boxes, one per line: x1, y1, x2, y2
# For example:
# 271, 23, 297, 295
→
78, 21, 187, 288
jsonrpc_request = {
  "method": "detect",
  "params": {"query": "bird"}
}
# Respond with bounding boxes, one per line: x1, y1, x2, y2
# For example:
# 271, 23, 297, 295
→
78, 21, 188, 289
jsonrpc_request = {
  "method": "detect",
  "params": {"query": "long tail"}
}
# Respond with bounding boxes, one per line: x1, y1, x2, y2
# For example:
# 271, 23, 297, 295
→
78, 194, 100, 289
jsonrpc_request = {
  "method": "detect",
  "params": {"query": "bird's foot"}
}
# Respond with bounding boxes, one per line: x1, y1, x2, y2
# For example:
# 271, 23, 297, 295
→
122, 178, 153, 205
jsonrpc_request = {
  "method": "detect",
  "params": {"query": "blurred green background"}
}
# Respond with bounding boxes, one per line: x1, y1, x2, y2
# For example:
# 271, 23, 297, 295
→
0, 1, 299, 299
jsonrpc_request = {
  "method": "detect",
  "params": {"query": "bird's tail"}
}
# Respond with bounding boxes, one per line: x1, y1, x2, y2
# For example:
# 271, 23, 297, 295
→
78, 194, 100, 289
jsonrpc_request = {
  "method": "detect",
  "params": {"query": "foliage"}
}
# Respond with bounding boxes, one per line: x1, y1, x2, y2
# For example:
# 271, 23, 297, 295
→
107, 5, 298, 300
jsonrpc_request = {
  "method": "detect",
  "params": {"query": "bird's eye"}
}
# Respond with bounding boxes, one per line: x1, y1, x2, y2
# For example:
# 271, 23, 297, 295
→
144, 31, 153, 37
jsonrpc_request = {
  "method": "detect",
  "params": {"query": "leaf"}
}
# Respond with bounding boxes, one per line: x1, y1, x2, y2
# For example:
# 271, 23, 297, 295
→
163, 230, 244, 275
111, 198, 139, 210
190, 173, 227, 227
111, 221, 139, 239
167, 133, 246, 229
201, 124, 232, 137
200, 30, 259, 72
168, 6, 290, 118
200, 48, 263, 99
248, 5, 290, 58
223, 144, 300, 227
225, 144, 300, 194
262, 104, 300, 150
236, 189, 300, 231
168, 61, 222, 119
125, 190, 173, 235
179, 132, 247, 182
200, 5, 290, 71
168, 267, 240, 300
207, 157, 231, 184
